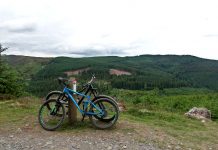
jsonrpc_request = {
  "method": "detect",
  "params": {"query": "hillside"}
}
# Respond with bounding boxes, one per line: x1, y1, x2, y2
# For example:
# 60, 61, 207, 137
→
3, 54, 218, 96
2, 55, 51, 79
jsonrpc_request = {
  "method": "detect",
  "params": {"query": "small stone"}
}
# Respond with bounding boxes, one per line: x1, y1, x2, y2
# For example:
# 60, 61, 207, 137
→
122, 145, 127, 149
0, 139, 5, 143
50, 145, 55, 149
168, 145, 171, 148
175, 146, 181, 149
71, 145, 77, 149
17, 128, 22, 133
107, 146, 112, 150
46, 141, 52, 145
77, 145, 80, 149
9, 135, 14, 138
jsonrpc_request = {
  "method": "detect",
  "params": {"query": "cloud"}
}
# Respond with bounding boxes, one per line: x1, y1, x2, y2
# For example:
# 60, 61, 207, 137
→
8, 25, 36, 33
204, 34, 218, 38
0, 19, 37, 33
3, 40, 129, 57
1, 0, 218, 59
69, 48, 127, 57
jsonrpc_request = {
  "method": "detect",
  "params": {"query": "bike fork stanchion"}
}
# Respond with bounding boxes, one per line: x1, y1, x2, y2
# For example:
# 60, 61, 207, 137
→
68, 77, 77, 124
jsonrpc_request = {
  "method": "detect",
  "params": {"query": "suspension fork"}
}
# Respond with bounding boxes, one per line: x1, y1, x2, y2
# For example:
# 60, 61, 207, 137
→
50, 101, 61, 115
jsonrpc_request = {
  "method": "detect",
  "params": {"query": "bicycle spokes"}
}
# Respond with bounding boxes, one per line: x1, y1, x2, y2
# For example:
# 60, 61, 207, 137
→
39, 99, 65, 131
90, 98, 119, 129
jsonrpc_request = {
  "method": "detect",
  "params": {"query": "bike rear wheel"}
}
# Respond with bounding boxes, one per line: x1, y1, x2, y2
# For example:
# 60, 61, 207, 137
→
89, 98, 119, 129
38, 99, 65, 131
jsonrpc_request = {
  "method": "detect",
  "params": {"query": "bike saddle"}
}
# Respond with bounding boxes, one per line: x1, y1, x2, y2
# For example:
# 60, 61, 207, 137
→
57, 77, 69, 86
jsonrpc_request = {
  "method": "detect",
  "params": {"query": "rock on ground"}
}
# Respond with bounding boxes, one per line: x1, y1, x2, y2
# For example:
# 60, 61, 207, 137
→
185, 107, 211, 120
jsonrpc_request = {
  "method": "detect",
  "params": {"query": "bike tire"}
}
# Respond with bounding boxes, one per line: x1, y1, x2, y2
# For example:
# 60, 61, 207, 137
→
92, 95, 119, 122
89, 98, 119, 129
45, 91, 68, 102
38, 99, 65, 131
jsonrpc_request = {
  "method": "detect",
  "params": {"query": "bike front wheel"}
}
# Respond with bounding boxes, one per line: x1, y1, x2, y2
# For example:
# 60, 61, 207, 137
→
38, 99, 65, 131
89, 98, 119, 129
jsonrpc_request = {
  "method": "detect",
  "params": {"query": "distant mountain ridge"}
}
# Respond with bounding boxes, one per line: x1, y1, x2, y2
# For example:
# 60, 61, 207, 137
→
3, 54, 218, 96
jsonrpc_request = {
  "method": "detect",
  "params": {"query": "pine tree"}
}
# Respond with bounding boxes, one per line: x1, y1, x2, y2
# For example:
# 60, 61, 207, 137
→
0, 44, 24, 97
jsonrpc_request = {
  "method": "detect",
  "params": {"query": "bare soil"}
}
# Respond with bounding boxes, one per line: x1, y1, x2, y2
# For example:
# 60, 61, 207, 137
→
109, 69, 131, 76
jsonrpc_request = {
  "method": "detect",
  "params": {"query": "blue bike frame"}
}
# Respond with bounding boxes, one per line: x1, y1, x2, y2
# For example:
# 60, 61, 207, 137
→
63, 87, 103, 116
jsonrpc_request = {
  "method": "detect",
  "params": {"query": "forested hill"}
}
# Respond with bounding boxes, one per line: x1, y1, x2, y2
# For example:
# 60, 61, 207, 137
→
3, 54, 218, 96
3, 55, 52, 79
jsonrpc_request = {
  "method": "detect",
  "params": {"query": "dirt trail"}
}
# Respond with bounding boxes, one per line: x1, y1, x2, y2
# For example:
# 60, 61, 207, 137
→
0, 119, 161, 150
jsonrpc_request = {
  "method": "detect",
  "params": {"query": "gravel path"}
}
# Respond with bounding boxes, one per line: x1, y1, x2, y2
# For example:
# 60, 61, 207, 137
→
0, 121, 160, 150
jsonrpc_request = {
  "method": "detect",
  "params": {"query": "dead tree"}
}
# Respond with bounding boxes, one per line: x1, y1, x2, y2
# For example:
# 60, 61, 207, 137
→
0, 44, 8, 66
0, 44, 8, 56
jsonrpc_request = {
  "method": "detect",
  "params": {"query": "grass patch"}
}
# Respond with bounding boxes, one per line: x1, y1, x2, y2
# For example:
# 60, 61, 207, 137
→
111, 88, 218, 149
0, 97, 41, 130
0, 98, 94, 132
122, 108, 218, 149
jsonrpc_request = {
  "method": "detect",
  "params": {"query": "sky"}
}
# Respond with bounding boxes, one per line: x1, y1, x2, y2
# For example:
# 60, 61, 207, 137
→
0, 0, 218, 59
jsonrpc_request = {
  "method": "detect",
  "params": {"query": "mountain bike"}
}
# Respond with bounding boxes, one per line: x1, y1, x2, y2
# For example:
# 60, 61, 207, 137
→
38, 78, 119, 131
44, 75, 118, 121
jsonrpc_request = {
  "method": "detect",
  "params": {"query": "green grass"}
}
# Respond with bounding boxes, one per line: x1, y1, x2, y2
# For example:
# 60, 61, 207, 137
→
110, 88, 218, 120
112, 88, 218, 149
121, 110, 218, 149
0, 98, 94, 133
0, 97, 41, 130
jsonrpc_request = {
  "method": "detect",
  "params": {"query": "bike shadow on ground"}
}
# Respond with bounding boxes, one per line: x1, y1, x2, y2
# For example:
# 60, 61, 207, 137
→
56, 118, 118, 132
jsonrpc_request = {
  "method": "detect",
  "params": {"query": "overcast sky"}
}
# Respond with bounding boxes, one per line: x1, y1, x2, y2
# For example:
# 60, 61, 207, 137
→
0, 0, 218, 59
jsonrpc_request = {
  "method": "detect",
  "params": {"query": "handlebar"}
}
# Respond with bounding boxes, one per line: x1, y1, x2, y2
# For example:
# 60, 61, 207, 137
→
58, 75, 96, 87
87, 74, 96, 84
